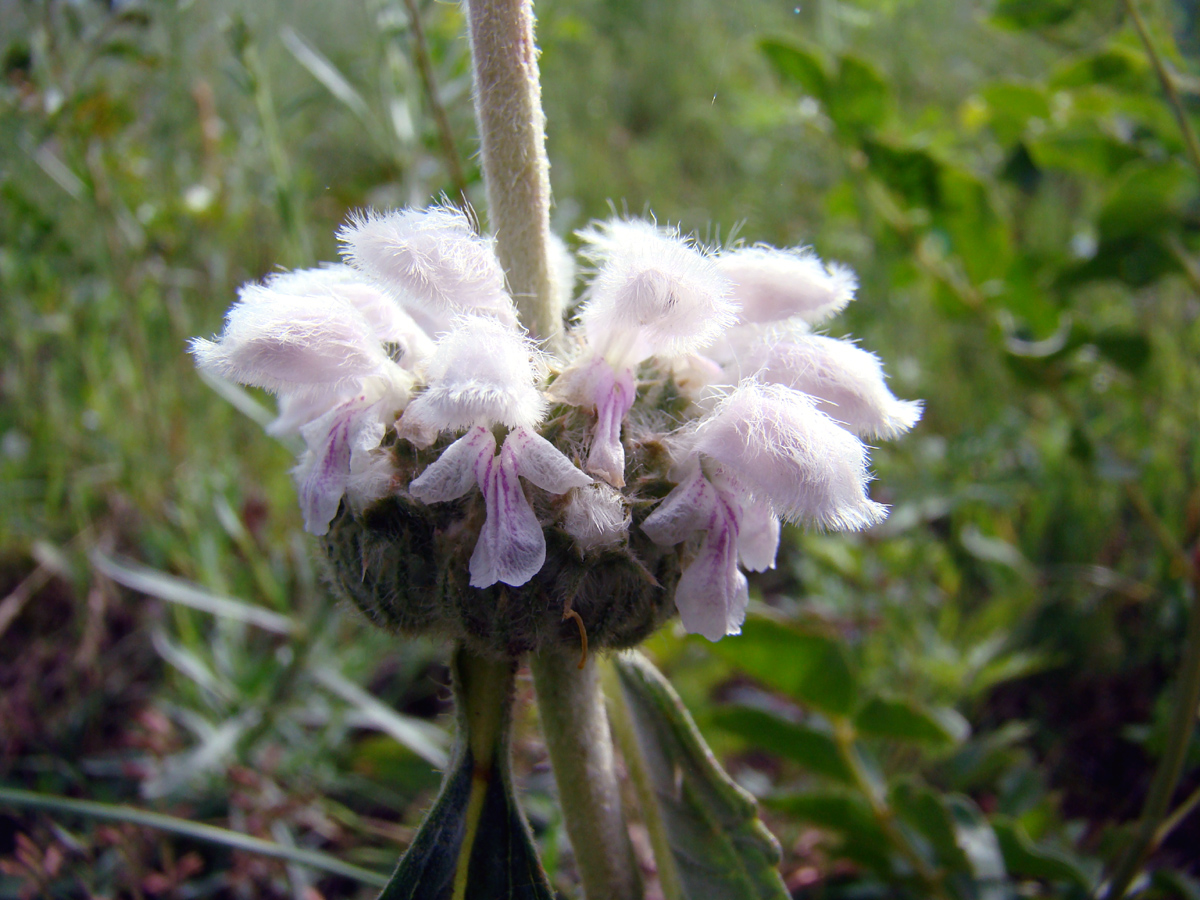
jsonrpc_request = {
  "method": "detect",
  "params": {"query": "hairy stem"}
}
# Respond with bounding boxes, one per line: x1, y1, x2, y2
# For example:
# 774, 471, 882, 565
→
463, 0, 561, 345
531, 651, 641, 900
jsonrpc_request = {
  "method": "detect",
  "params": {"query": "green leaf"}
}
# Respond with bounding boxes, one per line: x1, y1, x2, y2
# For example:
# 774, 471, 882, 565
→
992, 817, 1094, 889
827, 53, 891, 135
1057, 234, 1181, 289
991, 0, 1080, 30
862, 138, 942, 210
613, 651, 790, 900
710, 705, 854, 785
706, 614, 859, 716
945, 796, 1008, 892
378, 650, 552, 900
1050, 44, 1153, 92
1027, 130, 1143, 179
890, 781, 970, 874
1097, 160, 1199, 243
979, 83, 1050, 145
759, 38, 829, 101
855, 697, 968, 746
1091, 328, 1152, 374
766, 791, 891, 875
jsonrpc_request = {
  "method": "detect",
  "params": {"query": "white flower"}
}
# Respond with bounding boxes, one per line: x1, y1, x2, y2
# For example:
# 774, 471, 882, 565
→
398, 316, 548, 447
263, 265, 436, 367
743, 330, 923, 440
577, 218, 737, 368
689, 380, 886, 530
409, 426, 591, 587
189, 283, 406, 401
400, 316, 591, 588
643, 380, 886, 640
557, 218, 737, 487
190, 277, 412, 536
338, 206, 517, 332
717, 245, 856, 326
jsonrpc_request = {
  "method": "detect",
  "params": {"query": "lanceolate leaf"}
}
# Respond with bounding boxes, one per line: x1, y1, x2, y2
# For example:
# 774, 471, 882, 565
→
706, 614, 858, 716
377, 649, 552, 900
612, 651, 790, 900
710, 705, 854, 785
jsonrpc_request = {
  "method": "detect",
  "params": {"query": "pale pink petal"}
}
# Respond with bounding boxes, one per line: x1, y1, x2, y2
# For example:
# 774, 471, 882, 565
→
674, 494, 748, 641
717, 246, 856, 326
338, 206, 517, 327
190, 285, 391, 397
265, 264, 434, 362
691, 381, 887, 530
507, 427, 592, 494
399, 317, 548, 441
641, 465, 719, 547
585, 362, 636, 487
577, 218, 737, 366
469, 440, 546, 588
736, 498, 780, 572
295, 397, 385, 535
749, 332, 922, 439
408, 426, 495, 503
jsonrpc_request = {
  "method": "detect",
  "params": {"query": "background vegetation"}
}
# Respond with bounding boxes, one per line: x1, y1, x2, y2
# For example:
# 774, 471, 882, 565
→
2, 0, 1199, 896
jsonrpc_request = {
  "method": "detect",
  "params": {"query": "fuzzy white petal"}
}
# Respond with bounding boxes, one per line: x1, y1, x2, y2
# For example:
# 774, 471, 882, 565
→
718, 246, 856, 326
294, 398, 386, 535
190, 285, 392, 397
584, 362, 636, 487
691, 381, 887, 530
674, 494, 748, 641
470, 438, 546, 588
400, 317, 548, 440
408, 427, 496, 504
577, 218, 737, 365
562, 483, 630, 554
642, 464, 719, 547
736, 497, 781, 572
508, 427, 592, 494
265, 264, 433, 361
747, 332, 922, 439
338, 206, 517, 328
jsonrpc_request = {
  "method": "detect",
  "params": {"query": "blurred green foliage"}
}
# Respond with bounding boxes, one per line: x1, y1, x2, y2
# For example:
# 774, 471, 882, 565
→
2, 0, 1200, 897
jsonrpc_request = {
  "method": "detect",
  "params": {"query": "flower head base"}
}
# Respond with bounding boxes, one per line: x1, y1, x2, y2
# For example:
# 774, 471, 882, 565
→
192, 205, 920, 652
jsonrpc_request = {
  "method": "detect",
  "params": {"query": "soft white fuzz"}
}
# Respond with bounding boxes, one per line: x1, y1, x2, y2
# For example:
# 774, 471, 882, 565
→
576, 218, 738, 367
745, 330, 923, 439
689, 381, 887, 531
399, 316, 548, 446
718, 245, 857, 326
338, 206, 517, 330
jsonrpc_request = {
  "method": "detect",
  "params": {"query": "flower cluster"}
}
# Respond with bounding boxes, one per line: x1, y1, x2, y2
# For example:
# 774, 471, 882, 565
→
192, 206, 919, 644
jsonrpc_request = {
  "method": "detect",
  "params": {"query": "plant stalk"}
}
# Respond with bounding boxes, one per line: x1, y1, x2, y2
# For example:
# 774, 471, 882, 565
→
531, 650, 641, 900
463, 0, 561, 345
1103, 550, 1200, 899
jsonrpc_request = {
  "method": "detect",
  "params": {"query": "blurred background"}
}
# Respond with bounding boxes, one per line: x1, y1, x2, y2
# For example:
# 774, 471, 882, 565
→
2, 0, 1199, 896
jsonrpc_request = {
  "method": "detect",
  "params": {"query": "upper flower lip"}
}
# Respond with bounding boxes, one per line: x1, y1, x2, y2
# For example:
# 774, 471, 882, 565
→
338, 205, 518, 332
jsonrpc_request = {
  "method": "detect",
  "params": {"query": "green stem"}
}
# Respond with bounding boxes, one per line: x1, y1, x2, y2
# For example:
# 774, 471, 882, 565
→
604, 658, 686, 900
401, 0, 470, 204
1123, 0, 1200, 178
531, 651, 641, 900
832, 718, 950, 900
1103, 558, 1200, 899
463, 0, 562, 345
0, 786, 387, 886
